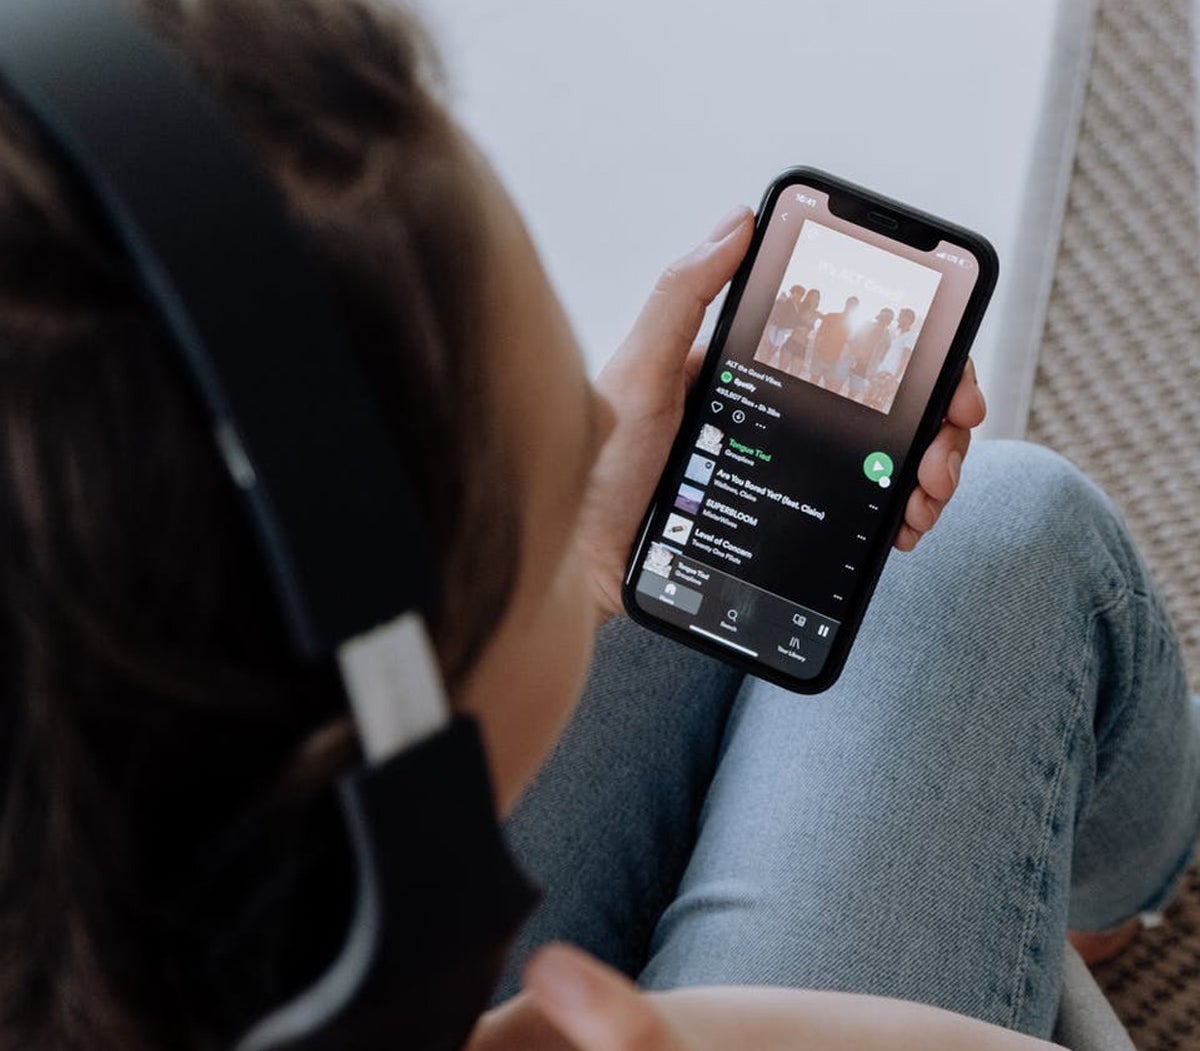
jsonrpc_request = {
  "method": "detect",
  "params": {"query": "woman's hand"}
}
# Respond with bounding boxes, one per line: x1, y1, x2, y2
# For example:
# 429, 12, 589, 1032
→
578, 207, 754, 622
468, 944, 687, 1051
468, 943, 1063, 1051
578, 209, 988, 622
895, 356, 986, 551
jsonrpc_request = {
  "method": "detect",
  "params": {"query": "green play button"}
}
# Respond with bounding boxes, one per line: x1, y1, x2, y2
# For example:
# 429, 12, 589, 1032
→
863, 451, 894, 488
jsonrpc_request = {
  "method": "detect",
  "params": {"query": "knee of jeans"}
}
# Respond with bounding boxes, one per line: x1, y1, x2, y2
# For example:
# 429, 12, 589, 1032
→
955, 440, 1134, 589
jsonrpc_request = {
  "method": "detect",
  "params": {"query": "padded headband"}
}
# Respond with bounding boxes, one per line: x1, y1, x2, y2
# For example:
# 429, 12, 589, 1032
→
0, 0, 438, 657
0, 8, 529, 1048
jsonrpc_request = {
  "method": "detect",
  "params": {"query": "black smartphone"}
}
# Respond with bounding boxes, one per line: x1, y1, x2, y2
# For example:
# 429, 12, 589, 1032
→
622, 167, 998, 694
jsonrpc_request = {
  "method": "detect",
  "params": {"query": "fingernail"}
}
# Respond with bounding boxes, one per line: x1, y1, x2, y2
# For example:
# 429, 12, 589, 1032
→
707, 206, 748, 243
526, 946, 590, 1010
948, 450, 962, 487
968, 361, 987, 416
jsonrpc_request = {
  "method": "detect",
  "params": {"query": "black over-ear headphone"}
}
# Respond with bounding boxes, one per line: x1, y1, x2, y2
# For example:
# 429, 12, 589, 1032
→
0, 0, 535, 1047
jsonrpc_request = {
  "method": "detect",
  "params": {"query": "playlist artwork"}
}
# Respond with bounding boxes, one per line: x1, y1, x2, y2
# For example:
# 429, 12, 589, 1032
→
753, 220, 942, 414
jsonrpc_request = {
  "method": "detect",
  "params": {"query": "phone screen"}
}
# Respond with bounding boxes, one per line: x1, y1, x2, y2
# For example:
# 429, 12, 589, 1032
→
625, 175, 990, 688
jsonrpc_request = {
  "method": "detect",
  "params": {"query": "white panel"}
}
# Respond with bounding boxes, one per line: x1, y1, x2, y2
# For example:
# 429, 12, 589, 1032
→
424, 0, 1096, 438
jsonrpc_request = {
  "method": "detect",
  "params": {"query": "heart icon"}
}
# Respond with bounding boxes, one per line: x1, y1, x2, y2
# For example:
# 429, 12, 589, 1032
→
710, 400, 724, 414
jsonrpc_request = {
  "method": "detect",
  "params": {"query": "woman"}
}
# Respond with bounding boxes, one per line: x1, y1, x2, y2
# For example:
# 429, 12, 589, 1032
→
781, 287, 821, 377
809, 296, 859, 392
754, 286, 804, 371
0, 1, 1193, 1049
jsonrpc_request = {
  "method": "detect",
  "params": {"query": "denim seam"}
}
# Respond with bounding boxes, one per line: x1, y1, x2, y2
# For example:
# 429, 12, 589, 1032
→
1122, 580, 1180, 659
1086, 585, 1184, 806
1005, 584, 1125, 1031
1089, 587, 1148, 803
1078, 586, 1198, 924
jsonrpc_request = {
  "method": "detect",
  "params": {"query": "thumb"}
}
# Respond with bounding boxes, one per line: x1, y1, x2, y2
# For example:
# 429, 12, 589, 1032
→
523, 944, 684, 1051
604, 207, 753, 393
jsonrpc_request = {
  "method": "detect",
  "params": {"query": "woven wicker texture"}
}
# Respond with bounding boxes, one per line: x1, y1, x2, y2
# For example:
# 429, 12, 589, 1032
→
1028, 0, 1200, 1046
1092, 865, 1200, 1050
1028, 0, 1200, 688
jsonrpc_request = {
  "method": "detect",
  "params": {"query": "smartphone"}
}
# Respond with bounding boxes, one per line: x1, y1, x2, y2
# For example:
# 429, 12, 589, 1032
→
622, 167, 998, 694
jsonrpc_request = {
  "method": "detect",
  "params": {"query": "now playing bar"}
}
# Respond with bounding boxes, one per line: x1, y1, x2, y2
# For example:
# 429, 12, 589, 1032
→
635, 552, 840, 680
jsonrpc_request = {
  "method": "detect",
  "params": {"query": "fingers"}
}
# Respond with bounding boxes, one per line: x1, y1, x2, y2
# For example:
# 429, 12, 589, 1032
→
525, 944, 683, 1051
917, 421, 970, 504
895, 362, 983, 550
946, 358, 986, 430
605, 208, 753, 393
904, 486, 944, 535
894, 524, 922, 552
467, 994, 573, 1051
897, 421, 969, 549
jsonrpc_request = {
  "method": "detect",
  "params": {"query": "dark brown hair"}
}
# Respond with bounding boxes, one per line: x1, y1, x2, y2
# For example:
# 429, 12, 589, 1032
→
0, 0, 518, 1045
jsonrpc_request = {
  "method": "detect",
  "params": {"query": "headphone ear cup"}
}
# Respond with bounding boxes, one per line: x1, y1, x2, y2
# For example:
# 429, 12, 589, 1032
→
234, 717, 537, 1051
0, 2, 487, 1044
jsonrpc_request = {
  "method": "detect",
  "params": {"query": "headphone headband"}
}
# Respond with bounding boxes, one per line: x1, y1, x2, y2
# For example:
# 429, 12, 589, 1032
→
0, 0, 438, 657
0, 5, 514, 1045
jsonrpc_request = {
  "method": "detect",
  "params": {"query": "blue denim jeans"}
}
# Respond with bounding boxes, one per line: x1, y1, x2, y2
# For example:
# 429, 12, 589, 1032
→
495, 440, 1199, 1039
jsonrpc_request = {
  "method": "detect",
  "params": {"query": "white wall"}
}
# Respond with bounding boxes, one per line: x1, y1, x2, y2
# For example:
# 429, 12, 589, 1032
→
425, 0, 1096, 437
